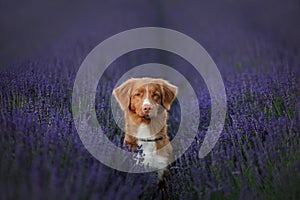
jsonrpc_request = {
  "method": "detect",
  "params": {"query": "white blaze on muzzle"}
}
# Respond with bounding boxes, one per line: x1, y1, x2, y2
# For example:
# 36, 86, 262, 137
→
142, 85, 150, 106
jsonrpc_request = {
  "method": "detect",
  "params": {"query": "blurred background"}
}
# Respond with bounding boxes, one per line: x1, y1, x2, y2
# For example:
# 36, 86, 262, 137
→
1, 0, 299, 69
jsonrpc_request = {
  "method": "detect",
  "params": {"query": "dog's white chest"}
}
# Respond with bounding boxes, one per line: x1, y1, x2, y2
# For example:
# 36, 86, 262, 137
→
135, 124, 167, 171
136, 124, 156, 153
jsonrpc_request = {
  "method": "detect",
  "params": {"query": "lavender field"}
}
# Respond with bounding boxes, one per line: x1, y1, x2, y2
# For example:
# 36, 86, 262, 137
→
1, 1, 300, 199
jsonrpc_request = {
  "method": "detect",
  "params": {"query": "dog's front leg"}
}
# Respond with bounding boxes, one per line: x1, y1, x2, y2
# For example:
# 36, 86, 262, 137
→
123, 135, 138, 152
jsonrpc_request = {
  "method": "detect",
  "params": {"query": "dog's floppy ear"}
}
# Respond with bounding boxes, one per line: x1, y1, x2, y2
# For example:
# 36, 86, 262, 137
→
160, 81, 177, 110
113, 79, 135, 110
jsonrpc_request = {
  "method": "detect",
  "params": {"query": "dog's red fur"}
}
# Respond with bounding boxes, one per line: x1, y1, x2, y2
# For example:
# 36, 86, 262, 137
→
113, 77, 177, 190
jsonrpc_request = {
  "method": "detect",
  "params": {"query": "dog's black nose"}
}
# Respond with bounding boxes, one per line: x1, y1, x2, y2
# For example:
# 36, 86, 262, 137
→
142, 104, 151, 113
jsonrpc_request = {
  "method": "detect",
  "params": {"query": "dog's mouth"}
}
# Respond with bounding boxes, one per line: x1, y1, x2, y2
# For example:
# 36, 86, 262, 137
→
129, 108, 152, 120
143, 114, 151, 120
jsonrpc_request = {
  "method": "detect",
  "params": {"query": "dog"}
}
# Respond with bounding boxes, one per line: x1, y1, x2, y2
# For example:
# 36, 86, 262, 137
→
113, 77, 177, 186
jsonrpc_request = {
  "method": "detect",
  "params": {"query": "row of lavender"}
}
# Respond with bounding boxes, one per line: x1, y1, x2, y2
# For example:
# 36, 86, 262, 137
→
1, 42, 299, 200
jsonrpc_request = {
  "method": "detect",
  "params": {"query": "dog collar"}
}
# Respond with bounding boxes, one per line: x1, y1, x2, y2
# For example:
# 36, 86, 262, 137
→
135, 136, 164, 142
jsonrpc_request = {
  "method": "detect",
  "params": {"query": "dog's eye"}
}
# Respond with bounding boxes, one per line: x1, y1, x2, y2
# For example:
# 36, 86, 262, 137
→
135, 93, 141, 97
153, 94, 160, 98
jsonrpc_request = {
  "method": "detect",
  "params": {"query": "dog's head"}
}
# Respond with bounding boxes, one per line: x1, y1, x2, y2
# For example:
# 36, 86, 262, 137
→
113, 78, 177, 119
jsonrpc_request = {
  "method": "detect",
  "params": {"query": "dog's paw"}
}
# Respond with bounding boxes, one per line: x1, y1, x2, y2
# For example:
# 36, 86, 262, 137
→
157, 179, 167, 189
157, 178, 170, 200
157, 169, 170, 188
162, 169, 170, 181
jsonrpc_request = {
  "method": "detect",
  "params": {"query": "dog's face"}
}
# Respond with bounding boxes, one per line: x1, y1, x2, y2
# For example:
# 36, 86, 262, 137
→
113, 78, 177, 119
130, 83, 163, 119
